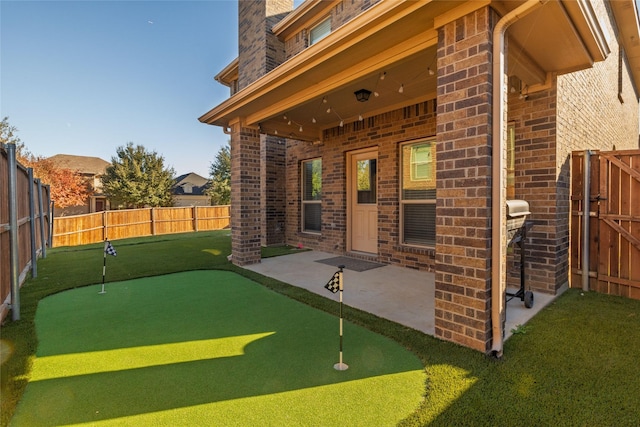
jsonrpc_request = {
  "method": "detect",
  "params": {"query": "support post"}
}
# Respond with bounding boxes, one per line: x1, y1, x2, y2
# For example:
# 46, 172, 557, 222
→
7, 143, 20, 321
582, 150, 591, 292
37, 179, 47, 258
28, 168, 38, 278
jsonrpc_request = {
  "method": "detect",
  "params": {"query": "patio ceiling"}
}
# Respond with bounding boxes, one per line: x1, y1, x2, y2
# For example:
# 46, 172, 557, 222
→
199, 0, 612, 142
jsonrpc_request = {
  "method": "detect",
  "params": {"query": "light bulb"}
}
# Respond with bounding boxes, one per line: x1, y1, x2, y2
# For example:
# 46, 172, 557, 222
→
398, 84, 404, 93
312, 117, 317, 123
339, 120, 344, 127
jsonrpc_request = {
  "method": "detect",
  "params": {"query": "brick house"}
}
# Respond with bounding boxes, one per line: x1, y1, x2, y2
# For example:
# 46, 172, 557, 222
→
200, 0, 640, 354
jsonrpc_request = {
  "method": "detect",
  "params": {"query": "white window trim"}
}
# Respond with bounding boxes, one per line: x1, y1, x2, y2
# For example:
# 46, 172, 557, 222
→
400, 139, 436, 248
301, 158, 322, 234
309, 16, 331, 45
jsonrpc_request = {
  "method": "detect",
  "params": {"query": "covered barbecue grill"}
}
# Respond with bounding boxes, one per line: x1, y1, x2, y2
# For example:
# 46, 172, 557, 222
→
506, 200, 534, 308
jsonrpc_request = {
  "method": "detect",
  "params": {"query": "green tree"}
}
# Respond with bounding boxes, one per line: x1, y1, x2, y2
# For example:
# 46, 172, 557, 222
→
206, 142, 231, 205
102, 142, 175, 208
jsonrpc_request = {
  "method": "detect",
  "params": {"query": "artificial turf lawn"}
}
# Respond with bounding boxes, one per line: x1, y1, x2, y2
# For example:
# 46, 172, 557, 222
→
10, 271, 425, 426
3, 231, 640, 426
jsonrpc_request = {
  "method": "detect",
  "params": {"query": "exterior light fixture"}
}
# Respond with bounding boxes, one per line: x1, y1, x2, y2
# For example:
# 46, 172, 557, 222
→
354, 89, 372, 102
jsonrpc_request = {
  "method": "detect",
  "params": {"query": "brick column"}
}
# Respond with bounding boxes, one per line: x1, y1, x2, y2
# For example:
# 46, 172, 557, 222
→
230, 121, 261, 265
261, 134, 286, 246
435, 7, 495, 352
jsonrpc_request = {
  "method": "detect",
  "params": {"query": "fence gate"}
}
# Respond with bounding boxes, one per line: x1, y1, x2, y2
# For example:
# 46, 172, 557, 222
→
571, 150, 640, 299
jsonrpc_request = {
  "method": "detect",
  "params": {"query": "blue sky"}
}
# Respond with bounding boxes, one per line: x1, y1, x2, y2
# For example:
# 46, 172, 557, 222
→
1, 0, 243, 177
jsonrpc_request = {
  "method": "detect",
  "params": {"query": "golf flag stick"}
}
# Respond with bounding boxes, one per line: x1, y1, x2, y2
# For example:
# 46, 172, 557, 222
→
100, 240, 117, 294
100, 242, 108, 294
334, 265, 348, 371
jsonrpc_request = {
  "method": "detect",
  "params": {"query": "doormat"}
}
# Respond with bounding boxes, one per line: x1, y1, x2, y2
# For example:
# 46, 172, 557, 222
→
315, 256, 384, 272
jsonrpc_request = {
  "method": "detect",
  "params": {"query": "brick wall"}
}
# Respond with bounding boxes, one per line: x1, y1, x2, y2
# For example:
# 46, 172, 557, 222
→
236, 0, 291, 254
434, 7, 495, 352
505, 0, 639, 294
507, 86, 559, 293
284, 101, 437, 269
261, 135, 287, 246
238, 0, 292, 89
283, 0, 381, 60
230, 124, 261, 265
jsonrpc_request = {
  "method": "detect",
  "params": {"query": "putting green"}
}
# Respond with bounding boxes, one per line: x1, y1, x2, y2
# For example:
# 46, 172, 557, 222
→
11, 271, 424, 426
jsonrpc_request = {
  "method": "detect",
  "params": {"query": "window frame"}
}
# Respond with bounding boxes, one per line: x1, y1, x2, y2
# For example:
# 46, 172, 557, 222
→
400, 139, 436, 248
309, 16, 331, 45
301, 158, 322, 234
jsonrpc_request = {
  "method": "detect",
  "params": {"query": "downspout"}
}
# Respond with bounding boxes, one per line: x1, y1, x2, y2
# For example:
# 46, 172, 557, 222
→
491, 0, 546, 356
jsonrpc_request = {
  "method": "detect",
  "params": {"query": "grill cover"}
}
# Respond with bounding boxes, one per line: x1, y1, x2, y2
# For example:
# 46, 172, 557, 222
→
506, 200, 530, 240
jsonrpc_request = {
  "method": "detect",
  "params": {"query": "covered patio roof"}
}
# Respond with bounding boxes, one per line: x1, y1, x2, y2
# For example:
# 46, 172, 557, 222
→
199, 0, 615, 142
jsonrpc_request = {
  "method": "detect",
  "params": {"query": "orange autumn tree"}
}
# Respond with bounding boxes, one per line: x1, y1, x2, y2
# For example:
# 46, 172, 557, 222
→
2, 117, 90, 208
30, 157, 91, 208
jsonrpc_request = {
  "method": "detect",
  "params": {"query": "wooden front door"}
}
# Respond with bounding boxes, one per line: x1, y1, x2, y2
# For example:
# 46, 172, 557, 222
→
349, 150, 378, 254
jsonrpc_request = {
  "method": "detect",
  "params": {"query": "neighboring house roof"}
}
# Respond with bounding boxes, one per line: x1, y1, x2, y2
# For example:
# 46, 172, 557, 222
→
173, 172, 210, 196
47, 154, 110, 176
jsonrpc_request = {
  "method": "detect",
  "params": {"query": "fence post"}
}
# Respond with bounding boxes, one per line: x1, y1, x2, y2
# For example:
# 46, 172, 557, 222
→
37, 179, 47, 258
28, 169, 38, 278
102, 210, 107, 240
193, 206, 198, 232
7, 143, 20, 321
582, 150, 591, 292
151, 207, 156, 235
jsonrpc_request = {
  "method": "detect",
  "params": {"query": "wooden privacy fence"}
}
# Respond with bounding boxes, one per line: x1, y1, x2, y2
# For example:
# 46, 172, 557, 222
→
1, 143, 52, 322
53, 205, 231, 247
571, 149, 640, 299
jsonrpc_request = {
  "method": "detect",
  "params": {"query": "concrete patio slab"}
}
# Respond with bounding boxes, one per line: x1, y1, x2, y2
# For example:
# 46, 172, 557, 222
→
245, 250, 556, 342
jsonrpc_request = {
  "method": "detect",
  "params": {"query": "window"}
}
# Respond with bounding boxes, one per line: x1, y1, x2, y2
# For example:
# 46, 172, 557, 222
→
356, 159, 376, 204
309, 17, 331, 45
302, 158, 322, 233
401, 141, 436, 246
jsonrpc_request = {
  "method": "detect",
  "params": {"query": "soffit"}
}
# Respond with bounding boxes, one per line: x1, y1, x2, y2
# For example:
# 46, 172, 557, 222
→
200, 0, 616, 141
504, 0, 610, 87
200, 0, 446, 141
